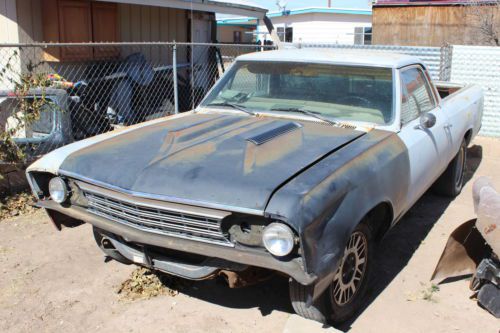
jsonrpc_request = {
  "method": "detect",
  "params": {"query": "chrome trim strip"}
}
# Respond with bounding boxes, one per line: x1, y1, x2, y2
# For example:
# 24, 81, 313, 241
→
59, 170, 265, 216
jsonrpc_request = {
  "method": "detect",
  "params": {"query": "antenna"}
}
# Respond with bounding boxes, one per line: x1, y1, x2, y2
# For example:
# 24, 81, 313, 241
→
276, 0, 288, 12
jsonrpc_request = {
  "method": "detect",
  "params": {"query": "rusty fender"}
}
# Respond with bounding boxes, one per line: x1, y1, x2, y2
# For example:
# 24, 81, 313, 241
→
265, 129, 410, 299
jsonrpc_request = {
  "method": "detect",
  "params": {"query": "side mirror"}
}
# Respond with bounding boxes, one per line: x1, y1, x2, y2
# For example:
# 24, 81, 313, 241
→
420, 112, 436, 129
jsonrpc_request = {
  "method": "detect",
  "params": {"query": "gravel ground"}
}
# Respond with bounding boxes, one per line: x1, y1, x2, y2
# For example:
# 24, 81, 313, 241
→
0, 136, 499, 333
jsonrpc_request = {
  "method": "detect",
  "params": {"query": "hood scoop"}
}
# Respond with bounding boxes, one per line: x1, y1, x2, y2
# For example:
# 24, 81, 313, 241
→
246, 121, 302, 145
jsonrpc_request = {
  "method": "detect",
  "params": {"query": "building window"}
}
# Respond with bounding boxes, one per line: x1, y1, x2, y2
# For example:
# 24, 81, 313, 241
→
354, 27, 372, 45
276, 27, 293, 42
277, 27, 285, 42
285, 27, 293, 43
364, 27, 372, 45
233, 31, 242, 43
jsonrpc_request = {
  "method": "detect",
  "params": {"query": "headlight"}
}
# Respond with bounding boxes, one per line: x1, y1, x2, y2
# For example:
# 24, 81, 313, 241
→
48, 177, 68, 203
262, 223, 295, 257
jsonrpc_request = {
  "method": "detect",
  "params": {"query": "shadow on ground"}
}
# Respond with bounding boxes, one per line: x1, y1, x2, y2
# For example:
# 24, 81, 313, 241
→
151, 145, 483, 329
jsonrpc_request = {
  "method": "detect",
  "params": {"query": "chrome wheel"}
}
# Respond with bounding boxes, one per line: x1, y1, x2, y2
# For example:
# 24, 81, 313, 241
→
331, 231, 368, 306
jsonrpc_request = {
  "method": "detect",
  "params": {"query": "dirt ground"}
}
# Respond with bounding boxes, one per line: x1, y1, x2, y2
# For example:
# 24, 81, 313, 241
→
1, 136, 499, 333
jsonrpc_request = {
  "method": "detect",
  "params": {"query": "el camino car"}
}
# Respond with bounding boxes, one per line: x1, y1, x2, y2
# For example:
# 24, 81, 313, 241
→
26, 49, 483, 323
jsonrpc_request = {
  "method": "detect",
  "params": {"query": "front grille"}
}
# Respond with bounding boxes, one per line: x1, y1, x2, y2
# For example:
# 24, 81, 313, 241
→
83, 190, 233, 247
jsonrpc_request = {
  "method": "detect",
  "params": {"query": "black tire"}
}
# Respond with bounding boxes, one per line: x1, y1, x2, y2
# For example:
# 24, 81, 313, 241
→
433, 139, 467, 197
289, 222, 374, 324
289, 280, 329, 324
92, 227, 132, 265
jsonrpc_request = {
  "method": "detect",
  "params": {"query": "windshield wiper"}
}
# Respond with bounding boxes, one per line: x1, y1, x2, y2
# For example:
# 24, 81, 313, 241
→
270, 107, 337, 126
206, 101, 255, 116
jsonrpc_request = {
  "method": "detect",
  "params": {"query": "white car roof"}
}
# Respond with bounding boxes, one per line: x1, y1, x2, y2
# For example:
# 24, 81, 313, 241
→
236, 48, 423, 69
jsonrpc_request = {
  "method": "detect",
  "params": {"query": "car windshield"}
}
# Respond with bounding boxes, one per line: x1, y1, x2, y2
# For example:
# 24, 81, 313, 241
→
201, 61, 394, 125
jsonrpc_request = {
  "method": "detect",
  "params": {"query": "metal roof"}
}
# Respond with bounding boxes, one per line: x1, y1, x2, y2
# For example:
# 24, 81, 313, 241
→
236, 49, 423, 69
217, 6, 371, 24
267, 7, 372, 17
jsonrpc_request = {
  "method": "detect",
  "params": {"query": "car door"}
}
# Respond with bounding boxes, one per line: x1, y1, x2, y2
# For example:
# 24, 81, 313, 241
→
397, 66, 452, 208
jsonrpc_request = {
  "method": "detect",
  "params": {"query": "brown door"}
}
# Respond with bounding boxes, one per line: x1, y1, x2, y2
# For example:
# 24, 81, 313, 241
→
91, 2, 118, 59
58, 0, 93, 60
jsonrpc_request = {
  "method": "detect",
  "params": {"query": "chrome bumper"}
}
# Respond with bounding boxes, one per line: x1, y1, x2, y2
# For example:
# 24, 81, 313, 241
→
38, 200, 317, 285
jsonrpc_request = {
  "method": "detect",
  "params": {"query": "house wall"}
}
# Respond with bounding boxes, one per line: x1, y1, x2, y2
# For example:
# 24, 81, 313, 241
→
118, 4, 188, 43
0, 0, 19, 43
372, 5, 500, 46
118, 4, 190, 63
0, 1, 196, 63
4, 1, 193, 45
217, 25, 254, 43
16, 0, 43, 43
0, 0, 21, 89
258, 13, 372, 44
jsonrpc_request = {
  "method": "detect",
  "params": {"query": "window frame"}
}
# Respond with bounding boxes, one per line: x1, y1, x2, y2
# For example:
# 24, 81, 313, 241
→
363, 27, 372, 45
399, 64, 438, 127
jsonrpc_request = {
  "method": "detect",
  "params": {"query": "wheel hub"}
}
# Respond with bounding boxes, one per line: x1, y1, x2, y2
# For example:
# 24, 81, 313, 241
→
341, 253, 356, 284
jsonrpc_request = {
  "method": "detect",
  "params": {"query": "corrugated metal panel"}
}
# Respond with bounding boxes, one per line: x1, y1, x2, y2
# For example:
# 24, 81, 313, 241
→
450, 45, 500, 137
295, 43, 444, 80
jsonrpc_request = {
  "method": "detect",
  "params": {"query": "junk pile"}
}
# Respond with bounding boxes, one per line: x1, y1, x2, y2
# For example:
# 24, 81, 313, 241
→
432, 176, 500, 318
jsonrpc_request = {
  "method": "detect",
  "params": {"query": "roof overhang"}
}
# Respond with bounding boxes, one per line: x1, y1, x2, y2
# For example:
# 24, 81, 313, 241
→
95, 0, 268, 18
267, 7, 372, 17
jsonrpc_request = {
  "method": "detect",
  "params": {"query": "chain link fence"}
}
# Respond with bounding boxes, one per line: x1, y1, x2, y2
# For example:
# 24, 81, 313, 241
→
0, 42, 274, 164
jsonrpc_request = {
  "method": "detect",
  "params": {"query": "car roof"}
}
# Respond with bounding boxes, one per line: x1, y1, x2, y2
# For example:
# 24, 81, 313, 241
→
236, 48, 423, 69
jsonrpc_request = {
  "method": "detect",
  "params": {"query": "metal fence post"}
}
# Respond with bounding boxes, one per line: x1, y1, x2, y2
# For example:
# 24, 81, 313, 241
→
173, 43, 179, 114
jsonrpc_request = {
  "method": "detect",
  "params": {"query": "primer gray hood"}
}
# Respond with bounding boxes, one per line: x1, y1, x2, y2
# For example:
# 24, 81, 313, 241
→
59, 113, 365, 212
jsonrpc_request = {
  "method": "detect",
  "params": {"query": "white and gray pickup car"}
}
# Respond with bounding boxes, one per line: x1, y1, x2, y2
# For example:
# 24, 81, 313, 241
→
26, 49, 483, 324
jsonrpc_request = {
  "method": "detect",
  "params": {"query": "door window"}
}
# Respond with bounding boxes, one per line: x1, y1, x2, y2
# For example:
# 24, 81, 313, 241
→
400, 67, 436, 125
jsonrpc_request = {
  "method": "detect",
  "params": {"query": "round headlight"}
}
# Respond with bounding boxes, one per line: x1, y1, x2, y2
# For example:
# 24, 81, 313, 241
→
48, 177, 68, 203
262, 223, 295, 257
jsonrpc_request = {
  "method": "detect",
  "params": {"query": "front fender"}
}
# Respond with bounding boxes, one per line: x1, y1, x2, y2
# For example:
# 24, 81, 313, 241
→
265, 130, 410, 298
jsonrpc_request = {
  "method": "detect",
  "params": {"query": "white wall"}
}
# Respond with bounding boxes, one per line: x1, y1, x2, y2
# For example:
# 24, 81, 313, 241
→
259, 13, 371, 44
0, 0, 19, 43
0, 0, 20, 90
